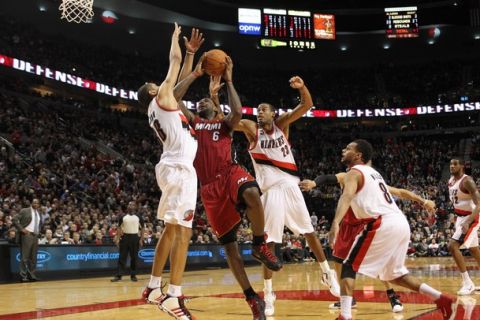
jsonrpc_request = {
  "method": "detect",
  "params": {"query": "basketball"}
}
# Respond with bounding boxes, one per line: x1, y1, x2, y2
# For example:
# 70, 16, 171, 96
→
203, 49, 227, 76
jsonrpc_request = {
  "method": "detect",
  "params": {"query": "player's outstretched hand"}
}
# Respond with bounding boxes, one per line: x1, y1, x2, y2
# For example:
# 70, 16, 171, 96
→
173, 22, 182, 39
223, 56, 233, 82
289, 76, 304, 89
209, 75, 224, 97
423, 200, 436, 214
183, 28, 205, 53
299, 179, 316, 192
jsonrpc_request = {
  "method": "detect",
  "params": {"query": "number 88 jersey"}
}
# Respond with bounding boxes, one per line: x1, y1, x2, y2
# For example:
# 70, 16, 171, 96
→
349, 164, 403, 220
148, 100, 197, 165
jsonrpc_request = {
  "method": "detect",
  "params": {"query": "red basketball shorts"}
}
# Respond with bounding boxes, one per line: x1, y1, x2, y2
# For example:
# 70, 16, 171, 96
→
200, 165, 257, 238
332, 222, 365, 262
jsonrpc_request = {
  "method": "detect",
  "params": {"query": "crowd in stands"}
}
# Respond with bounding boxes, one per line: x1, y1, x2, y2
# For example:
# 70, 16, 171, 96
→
1, 14, 480, 261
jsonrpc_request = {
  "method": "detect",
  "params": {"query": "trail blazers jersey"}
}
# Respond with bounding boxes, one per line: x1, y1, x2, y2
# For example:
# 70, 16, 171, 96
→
249, 124, 299, 192
147, 99, 197, 165
349, 165, 403, 220
448, 174, 475, 216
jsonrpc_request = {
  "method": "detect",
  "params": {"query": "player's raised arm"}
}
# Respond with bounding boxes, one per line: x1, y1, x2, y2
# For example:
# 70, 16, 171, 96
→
275, 76, 314, 131
156, 23, 183, 109
174, 54, 204, 103
329, 170, 362, 246
222, 56, 242, 130
460, 177, 480, 232
178, 28, 204, 83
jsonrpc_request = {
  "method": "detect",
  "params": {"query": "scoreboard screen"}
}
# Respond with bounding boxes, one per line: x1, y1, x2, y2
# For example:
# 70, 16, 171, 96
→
385, 6, 419, 38
262, 9, 312, 39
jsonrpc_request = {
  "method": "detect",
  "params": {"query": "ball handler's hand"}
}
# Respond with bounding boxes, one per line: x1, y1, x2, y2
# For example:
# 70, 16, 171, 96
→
223, 56, 233, 82
209, 75, 224, 97
299, 179, 316, 192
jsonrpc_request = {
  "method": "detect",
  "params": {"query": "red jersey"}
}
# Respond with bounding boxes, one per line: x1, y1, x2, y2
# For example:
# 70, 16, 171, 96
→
192, 117, 235, 185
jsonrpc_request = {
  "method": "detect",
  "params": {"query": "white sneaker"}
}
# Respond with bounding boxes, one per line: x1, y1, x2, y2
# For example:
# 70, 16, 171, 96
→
457, 282, 475, 296
322, 269, 340, 297
264, 291, 276, 316
392, 304, 404, 313
158, 295, 194, 320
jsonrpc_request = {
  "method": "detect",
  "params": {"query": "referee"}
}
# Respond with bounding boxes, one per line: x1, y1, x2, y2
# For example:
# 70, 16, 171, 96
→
111, 201, 144, 282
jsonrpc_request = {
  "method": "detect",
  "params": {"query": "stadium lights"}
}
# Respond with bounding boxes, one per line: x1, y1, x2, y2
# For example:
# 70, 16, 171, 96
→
340, 45, 347, 51
39, 5, 47, 12
128, 29, 135, 35
475, 34, 480, 40
383, 44, 390, 50
428, 39, 435, 45
214, 41, 221, 47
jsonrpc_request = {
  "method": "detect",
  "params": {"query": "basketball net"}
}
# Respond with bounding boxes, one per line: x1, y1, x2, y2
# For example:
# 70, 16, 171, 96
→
59, 0, 94, 23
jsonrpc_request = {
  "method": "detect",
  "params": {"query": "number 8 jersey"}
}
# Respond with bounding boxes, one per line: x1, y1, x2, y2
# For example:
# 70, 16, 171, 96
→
349, 164, 403, 220
249, 123, 299, 192
148, 100, 197, 165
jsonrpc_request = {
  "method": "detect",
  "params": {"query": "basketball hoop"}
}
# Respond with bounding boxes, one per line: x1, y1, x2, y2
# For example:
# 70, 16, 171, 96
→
59, 0, 94, 23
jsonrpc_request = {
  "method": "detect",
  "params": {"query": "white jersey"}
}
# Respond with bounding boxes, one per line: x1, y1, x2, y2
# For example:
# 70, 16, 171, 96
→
448, 174, 475, 216
147, 99, 197, 165
249, 123, 299, 192
350, 164, 403, 220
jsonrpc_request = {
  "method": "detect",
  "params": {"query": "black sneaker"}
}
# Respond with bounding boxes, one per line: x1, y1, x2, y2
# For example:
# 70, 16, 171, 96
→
246, 294, 266, 320
130, 275, 138, 282
252, 243, 282, 271
387, 292, 404, 313
110, 275, 122, 282
328, 298, 357, 309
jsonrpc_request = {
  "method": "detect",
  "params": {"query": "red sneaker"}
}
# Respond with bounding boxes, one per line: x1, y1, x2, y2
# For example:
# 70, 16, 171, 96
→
434, 293, 457, 320
252, 243, 282, 271
246, 294, 266, 320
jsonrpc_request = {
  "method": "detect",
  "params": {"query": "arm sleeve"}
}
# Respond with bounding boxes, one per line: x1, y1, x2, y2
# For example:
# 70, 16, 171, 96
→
314, 174, 339, 186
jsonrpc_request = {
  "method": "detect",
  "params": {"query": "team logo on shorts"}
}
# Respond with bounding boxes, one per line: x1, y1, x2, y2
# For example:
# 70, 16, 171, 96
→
183, 210, 194, 222
237, 177, 248, 185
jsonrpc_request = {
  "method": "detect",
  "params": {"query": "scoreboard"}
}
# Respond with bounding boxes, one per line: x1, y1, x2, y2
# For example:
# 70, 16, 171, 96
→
385, 6, 419, 38
238, 7, 336, 50
262, 9, 312, 39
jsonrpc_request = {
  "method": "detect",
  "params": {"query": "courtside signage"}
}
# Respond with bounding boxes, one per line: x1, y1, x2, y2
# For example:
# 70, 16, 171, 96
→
1, 53, 479, 118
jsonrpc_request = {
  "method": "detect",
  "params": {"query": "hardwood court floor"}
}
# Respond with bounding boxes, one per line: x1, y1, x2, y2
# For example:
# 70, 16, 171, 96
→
1, 257, 480, 320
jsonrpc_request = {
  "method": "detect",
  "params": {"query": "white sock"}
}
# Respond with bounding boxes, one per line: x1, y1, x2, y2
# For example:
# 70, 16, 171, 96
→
167, 284, 182, 297
319, 260, 331, 273
419, 283, 441, 300
461, 271, 472, 283
148, 275, 161, 289
264, 279, 273, 294
340, 296, 353, 319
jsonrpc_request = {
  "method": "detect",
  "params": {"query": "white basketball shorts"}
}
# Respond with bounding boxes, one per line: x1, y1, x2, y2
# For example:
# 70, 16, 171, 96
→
155, 162, 197, 228
452, 214, 479, 249
344, 214, 410, 281
262, 182, 314, 243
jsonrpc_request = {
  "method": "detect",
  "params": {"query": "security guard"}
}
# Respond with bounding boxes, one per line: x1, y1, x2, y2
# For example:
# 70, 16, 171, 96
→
111, 201, 144, 282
